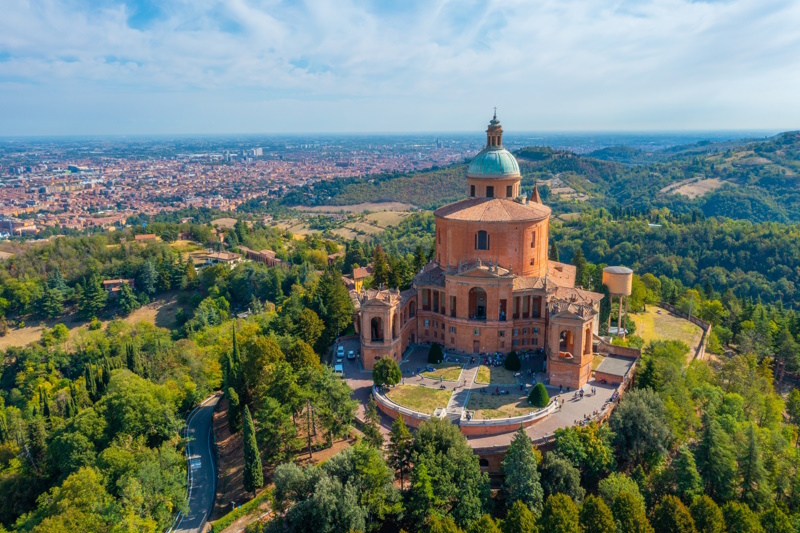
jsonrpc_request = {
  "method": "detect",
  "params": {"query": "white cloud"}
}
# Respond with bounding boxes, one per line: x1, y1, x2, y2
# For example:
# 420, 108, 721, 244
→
0, 0, 798, 134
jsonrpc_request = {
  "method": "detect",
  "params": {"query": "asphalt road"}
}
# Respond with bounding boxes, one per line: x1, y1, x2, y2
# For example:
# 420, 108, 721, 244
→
171, 394, 221, 533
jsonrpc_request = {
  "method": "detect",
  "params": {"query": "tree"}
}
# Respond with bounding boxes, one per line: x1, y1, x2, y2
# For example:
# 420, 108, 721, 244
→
571, 247, 587, 288
255, 396, 297, 463
501, 500, 538, 533
410, 418, 489, 528
739, 422, 771, 511
117, 283, 139, 316
40, 285, 65, 319
690, 496, 726, 533
362, 397, 384, 449
528, 383, 549, 408
609, 388, 672, 468
387, 416, 413, 490
670, 445, 703, 504
651, 495, 697, 533
539, 494, 580, 533
372, 245, 390, 287
138, 260, 158, 296
373, 357, 402, 388
598, 473, 645, 512
579, 494, 615, 533
413, 245, 427, 273
539, 452, 584, 503
502, 427, 543, 513
469, 515, 501, 533
78, 274, 107, 319
242, 405, 263, 496
408, 463, 442, 529
611, 491, 653, 533
721, 502, 764, 533
428, 515, 466, 533
553, 422, 615, 489
429, 342, 444, 364
295, 308, 325, 347
504, 351, 521, 371
549, 241, 559, 262
286, 340, 319, 371
695, 413, 737, 501
313, 267, 354, 351
759, 505, 793, 533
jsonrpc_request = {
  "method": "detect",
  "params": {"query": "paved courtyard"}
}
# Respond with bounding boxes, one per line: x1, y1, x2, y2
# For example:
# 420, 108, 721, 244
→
342, 342, 619, 448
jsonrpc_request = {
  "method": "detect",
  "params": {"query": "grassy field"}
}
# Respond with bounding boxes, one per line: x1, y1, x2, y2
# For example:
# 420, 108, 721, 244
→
475, 365, 518, 385
385, 385, 453, 414
467, 390, 534, 419
363, 211, 410, 227
633, 306, 703, 352
421, 362, 463, 381
0, 292, 187, 351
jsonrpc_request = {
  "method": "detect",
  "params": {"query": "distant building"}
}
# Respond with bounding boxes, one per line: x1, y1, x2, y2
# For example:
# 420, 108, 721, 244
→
352, 264, 374, 292
103, 278, 135, 295
203, 251, 242, 269
134, 233, 157, 242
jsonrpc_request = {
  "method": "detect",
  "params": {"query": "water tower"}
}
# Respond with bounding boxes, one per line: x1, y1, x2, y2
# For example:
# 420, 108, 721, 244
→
602, 266, 633, 338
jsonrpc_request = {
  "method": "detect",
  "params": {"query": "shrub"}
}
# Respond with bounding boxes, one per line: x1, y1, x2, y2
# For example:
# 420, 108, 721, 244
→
428, 342, 443, 364
505, 351, 521, 371
89, 318, 103, 330
529, 383, 549, 408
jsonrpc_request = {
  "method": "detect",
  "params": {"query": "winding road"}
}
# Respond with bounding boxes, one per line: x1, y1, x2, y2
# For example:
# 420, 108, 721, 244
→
170, 393, 221, 533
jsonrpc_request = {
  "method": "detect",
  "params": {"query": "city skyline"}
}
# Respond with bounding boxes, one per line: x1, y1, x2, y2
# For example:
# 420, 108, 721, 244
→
1, 0, 800, 135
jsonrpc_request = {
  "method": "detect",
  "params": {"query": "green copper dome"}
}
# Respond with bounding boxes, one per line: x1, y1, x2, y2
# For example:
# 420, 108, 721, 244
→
467, 147, 520, 178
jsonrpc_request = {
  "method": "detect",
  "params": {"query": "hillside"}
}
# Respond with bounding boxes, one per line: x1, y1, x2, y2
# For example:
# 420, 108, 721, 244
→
286, 131, 800, 223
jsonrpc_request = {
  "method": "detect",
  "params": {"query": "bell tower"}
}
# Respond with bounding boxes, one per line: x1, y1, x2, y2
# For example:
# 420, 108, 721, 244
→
486, 108, 503, 147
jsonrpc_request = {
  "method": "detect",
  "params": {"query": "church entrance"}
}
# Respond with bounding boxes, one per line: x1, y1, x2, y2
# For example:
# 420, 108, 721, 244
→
473, 340, 480, 353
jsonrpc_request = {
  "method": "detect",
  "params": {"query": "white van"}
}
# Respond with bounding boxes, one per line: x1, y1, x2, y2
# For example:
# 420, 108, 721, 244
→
333, 364, 344, 378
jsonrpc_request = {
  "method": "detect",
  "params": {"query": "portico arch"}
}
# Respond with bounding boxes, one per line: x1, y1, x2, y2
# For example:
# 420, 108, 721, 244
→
371, 317, 384, 342
559, 330, 574, 353
469, 287, 487, 320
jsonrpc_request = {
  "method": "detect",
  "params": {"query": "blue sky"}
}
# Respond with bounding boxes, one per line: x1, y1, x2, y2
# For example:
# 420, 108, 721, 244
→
1, 0, 799, 135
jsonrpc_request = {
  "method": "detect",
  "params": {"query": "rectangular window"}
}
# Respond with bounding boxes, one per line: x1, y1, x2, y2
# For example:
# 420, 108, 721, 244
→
531, 231, 536, 248
470, 185, 476, 197
532, 337, 538, 345
474, 328, 480, 336
512, 340, 518, 347
424, 319, 430, 327
523, 328, 528, 334
513, 329, 519, 336
486, 186, 494, 198
499, 330, 505, 337
534, 327, 539, 334
450, 326, 456, 334
433, 321, 438, 328
522, 338, 527, 345
506, 185, 513, 197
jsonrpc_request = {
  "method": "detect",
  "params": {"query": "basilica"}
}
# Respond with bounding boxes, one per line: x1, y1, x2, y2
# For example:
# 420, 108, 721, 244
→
353, 114, 604, 390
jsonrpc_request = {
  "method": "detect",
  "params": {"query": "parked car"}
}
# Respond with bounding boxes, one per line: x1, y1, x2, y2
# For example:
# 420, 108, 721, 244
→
347, 350, 356, 360
333, 364, 344, 378
336, 346, 345, 358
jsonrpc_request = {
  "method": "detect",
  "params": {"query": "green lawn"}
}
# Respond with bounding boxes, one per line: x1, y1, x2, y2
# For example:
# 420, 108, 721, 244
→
421, 362, 463, 381
385, 385, 453, 415
633, 306, 703, 354
475, 365, 518, 385
466, 389, 535, 419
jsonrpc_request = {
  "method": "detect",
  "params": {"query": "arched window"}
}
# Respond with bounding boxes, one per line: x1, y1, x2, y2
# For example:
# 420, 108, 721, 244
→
475, 230, 489, 250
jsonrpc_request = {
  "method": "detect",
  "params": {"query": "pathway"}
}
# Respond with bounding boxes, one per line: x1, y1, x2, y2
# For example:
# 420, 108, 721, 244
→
445, 364, 479, 422
170, 394, 221, 533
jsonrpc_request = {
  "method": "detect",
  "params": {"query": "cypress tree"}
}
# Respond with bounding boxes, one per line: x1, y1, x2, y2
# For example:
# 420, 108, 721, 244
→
695, 413, 737, 501
571, 247, 587, 288
502, 426, 543, 513
549, 241, 559, 262
242, 405, 263, 496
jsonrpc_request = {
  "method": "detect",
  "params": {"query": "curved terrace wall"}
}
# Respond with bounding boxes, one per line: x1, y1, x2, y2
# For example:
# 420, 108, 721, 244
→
460, 398, 559, 436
